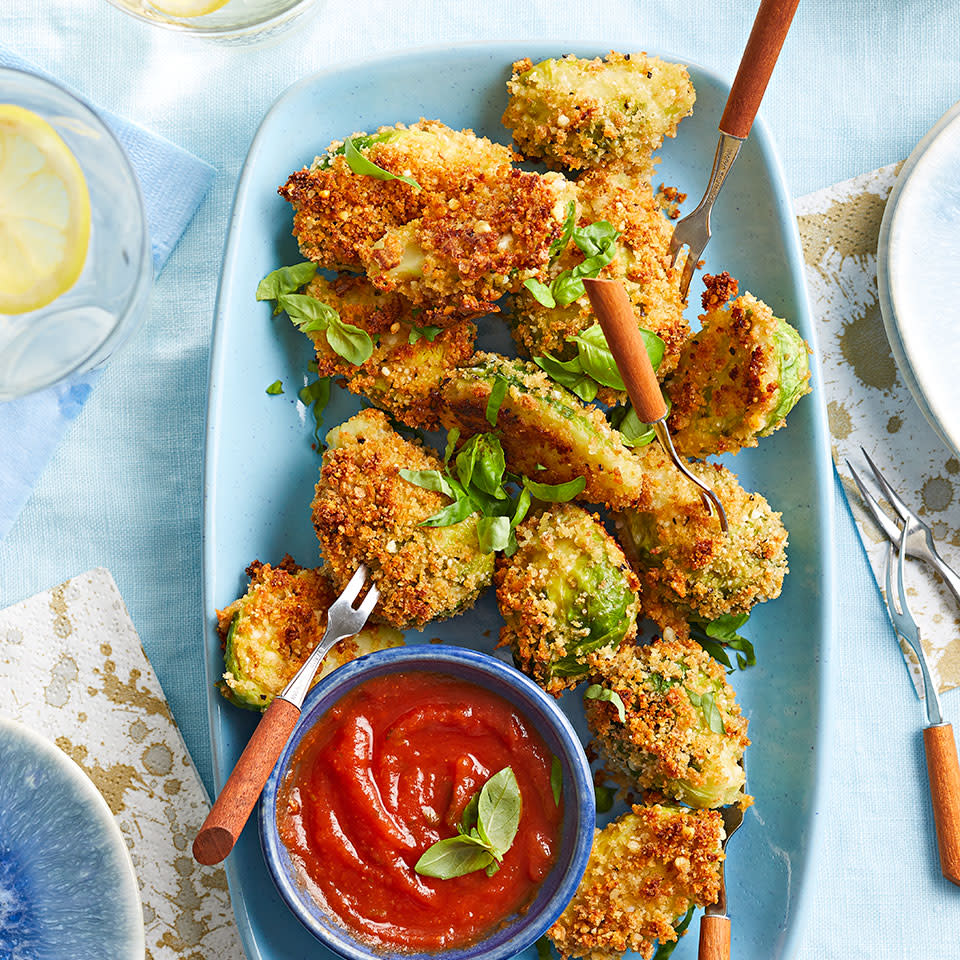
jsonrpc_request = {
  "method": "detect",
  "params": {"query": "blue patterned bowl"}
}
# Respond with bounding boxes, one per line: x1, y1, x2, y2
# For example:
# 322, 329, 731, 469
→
259, 644, 595, 960
0, 716, 143, 959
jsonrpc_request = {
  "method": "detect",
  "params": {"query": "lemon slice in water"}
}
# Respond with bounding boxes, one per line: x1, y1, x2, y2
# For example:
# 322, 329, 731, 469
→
147, 0, 230, 16
0, 104, 91, 315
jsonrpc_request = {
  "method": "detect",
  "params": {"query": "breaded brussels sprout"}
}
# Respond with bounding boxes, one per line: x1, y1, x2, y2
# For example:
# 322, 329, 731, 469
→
614, 458, 789, 635
585, 636, 749, 808
666, 273, 812, 458
495, 504, 641, 695
548, 802, 724, 960
216, 557, 404, 710
509, 168, 688, 394
311, 409, 494, 629
364, 168, 573, 315
440, 352, 650, 510
297, 274, 476, 430
502, 52, 695, 171
279, 120, 517, 272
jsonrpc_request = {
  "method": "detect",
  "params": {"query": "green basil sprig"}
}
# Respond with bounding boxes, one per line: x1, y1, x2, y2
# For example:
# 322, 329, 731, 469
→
344, 137, 421, 191
400, 430, 585, 556
690, 613, 755, 671
534, 323, 665, 407
523, 220, 620, 308
550, 756, 562, 807
409, 323, 442, 344
256, 262, 317, 312
651, 904, 695, 960
686, 689, 726, 735
584, 684, 626, 723
265, 380, 283, 395
414, 767, 522, 880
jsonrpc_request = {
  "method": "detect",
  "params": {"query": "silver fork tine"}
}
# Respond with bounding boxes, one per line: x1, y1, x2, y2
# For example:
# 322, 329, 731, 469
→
336, 563, 369, 608
861, 447, 914, 524
357, 583, 380, 619
846, 461, 902, 544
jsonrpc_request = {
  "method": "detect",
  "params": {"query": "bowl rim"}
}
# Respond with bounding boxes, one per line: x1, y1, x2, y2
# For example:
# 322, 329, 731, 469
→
258, 643, 595, 960
0, 65, 152, 400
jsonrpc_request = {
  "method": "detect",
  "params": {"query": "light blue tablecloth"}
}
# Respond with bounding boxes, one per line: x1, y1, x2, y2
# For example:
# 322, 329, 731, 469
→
2, 2, 959, 957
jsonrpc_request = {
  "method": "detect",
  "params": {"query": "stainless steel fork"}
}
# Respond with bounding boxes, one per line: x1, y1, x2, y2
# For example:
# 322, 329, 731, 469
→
194, 565, 380, 865
847, 459, 960, 886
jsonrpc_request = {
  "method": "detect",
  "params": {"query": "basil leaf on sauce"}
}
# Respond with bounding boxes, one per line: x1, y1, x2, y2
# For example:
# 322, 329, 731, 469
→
344, 137, 421, 191
584, 684, 626, 723
477, 767, 522, 856
550, 756, 562, 807
414, 837, 496, 879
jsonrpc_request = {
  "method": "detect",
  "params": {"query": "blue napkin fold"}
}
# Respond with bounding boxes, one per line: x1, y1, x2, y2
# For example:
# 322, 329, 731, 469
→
0, 47, 215, 541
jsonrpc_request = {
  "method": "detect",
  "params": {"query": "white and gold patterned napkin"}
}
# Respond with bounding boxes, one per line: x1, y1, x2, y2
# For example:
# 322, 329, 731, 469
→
796, 166, 960, 694
0, 568, 245, 960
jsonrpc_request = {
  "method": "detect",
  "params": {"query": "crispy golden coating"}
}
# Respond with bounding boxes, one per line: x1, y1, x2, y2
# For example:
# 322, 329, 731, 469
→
503, 52, 695, 171
666, 273, 812, 458
508, 168, 688, 394
299, 275, 476, 429
495, 504, 641, 695
585, 637, 750, 809
364, 168, 572, 315
216, 556, 403, 710
311, 409, 494, 629
440, 352, 652, 510
278, 120, 516, 272
614, 460, 789, 635
548, 803, 724, 960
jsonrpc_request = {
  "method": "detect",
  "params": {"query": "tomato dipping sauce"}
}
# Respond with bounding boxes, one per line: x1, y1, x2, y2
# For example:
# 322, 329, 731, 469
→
276, 670, 563, 952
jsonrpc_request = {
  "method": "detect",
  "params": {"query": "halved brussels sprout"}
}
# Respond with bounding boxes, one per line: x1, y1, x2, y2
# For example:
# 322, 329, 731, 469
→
548, 802, 724, 960
584, 635, 749, 808
496, 504, 641, 694
217, 557, 404, 711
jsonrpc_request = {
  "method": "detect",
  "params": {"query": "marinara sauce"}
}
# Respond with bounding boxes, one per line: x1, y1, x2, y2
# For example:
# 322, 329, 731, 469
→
276, 670, 562, 951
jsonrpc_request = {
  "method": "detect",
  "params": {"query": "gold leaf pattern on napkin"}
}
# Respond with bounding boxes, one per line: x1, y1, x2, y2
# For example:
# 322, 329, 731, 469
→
0, 568, 245, 960
796, 165, 960, 694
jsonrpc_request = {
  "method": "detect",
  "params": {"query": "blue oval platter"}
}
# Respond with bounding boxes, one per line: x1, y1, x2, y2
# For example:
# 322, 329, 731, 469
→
202, 42, 835, 960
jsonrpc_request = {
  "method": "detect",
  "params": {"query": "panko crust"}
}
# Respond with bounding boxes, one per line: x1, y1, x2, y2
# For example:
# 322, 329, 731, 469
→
495, 503, 641, 695
548, 803, 724, 960
299, 274, 476, 430
503, 52, 695, 171
666, 273, 812, 458
278, 119, 517, 272
584, 637, 750, 808
614, 459, 789, 635
311, 409, 493, 629
440, 352, 652, 510
216, 556, 403, 710
508, 168, 688, 392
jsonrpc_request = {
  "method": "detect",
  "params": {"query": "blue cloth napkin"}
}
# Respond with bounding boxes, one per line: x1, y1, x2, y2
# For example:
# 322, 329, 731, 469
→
0, 47, 214, 541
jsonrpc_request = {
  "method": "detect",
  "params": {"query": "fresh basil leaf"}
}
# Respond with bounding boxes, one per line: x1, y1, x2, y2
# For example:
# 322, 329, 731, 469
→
533, 354, 599, 402
594, 783, 615, 814
297, 377, 330, 448
686, 688, 702, 707
477, 767, 522, 857
690, 613, 755, 670
523, 277, 557, 308
523, 475, 586, 502
344, 136, 421, 190
409, 324, 442, 344
477, 516, 512, 553
485, 860, 500, 877
692, 634, 735, 672
551, 269, 585, 307
549, 200, 577, 258
639, 327, 667, 372
511, 486, 532, 529
462, 434, 507, 498
399, 469, 458, 501
550, 756, 562, 807
704, 612, 750, 642
317, 130, 397, 168
325, 314, 374, 366
265, 379, 283, 395
460, 793, 480, 834
649, 671, 679, 694
443, 428, 460, 464
570, 324, 626, 391
573, 220, 619, 258
256, 262, 317, 309
486, 375, 508, 427
608, 404, 657, 448
584, 684, 626, 723
414, 837, 495, 879
700, 692, 726, 734
420, 496, 477, 528
278, 292, 338, 333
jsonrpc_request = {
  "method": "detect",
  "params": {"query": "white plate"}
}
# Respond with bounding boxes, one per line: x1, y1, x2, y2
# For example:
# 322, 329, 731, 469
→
878, 99, 960, 457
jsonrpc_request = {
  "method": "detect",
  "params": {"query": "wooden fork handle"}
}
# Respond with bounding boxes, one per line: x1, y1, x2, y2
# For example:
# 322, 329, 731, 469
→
583, 278, 667, 423
193, 697, 301, 866
924, 722, 960, 885
720, 0, 800, 139
698, 914, 730, 960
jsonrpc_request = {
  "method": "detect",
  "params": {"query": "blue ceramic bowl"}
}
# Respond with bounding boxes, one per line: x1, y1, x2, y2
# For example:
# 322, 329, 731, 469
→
0, 716, 144, 959
259, 645, 595, 960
